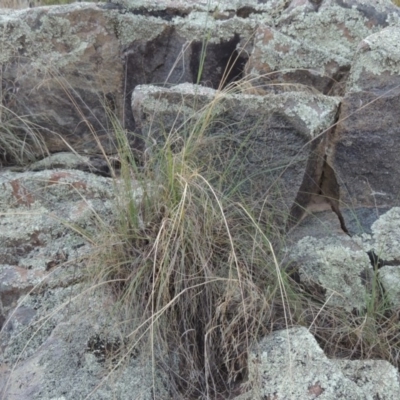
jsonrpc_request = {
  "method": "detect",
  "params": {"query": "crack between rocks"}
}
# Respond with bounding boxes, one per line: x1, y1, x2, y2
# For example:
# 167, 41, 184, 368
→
101, 3, 270, 21
319, 155, 349, 235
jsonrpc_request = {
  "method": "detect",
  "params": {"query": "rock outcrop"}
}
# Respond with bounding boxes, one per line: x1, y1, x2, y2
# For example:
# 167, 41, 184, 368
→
2, 0, 400, 399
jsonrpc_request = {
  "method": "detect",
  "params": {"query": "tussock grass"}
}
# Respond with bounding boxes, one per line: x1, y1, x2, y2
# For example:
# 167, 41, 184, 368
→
86, 93, 296, 398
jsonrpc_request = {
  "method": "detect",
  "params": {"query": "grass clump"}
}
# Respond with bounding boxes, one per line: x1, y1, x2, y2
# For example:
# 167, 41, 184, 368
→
86, 90, 294, 398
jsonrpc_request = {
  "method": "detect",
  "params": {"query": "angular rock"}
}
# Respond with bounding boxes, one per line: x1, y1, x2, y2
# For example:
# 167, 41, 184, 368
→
0, 3, 124, 157
0, 285, 170, 400
352, 207, 400, 307
235, 326, 400, 400
379, 266, 400, 307
132, 83, 340, 227
244, 0, 400, 95
289, 234, 372, 312
368, 207, 400, 263
335, 359, 400, 400
330, 26, 400, 219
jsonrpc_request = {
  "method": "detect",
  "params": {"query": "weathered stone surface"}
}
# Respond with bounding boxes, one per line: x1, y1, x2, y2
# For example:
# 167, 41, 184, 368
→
367, 207, 400, 262
0, 285, 170, 400
235, 326, 400, 400
286, 207, 400, 312
289, 234, 372, 311
0, 3, 124, 157
0, 167, 160, 400
331, 26, 400, 218
0, 168, 117, 324
133, 83, 340, 226
379, 265, 400, 307
348, 207, 400, 307
333, 359, 400, 399
112, 0, 287, 15
2, 1, 400, 398
22, 151, 118, 176
244, 0, 400, 95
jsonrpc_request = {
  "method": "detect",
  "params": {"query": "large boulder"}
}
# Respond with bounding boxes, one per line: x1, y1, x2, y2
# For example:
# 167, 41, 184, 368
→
0, 3, 124, 157
132, 83, 340, 227
0, 166, 117, 324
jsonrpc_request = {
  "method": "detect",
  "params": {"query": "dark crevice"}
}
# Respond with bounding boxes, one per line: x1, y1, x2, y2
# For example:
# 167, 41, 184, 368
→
326, 66, 351, 97
124, 28, 247, 165
123, 25, 186, 158
287, 103, 350, 234
236, 7, 256, 18
126, 7, 190, 21
319, 155, 349, 235
190, 34, 247, 88
367, 250, 400, 270
317, 102, 349, 235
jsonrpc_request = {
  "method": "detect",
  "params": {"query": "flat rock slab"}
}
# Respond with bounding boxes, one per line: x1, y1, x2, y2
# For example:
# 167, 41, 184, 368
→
235, 326, 400, 400
0, 284, 169, 400
132, 83, 340, 227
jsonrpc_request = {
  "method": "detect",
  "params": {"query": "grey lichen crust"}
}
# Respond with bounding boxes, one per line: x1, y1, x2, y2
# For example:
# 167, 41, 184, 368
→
2, 285, 170, 400
0, 167, 162, 399
369, 207, 400, 262
111, 0, 287, 13
0, 3, 98, 66
362, 207, 400, 307
291, 236, 371, 312
238, 326, 389, 400
348, 26, 400, 92
133, 83, 340, 139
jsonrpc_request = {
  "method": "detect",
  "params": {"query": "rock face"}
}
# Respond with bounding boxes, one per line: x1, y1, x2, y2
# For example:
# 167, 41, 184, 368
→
331, 26, 400, 219
2, 0, 400, 229
289, 235, 372, 312
0, 1, 256, 159
286, 206, 400, 313
235, 327, 400, 400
